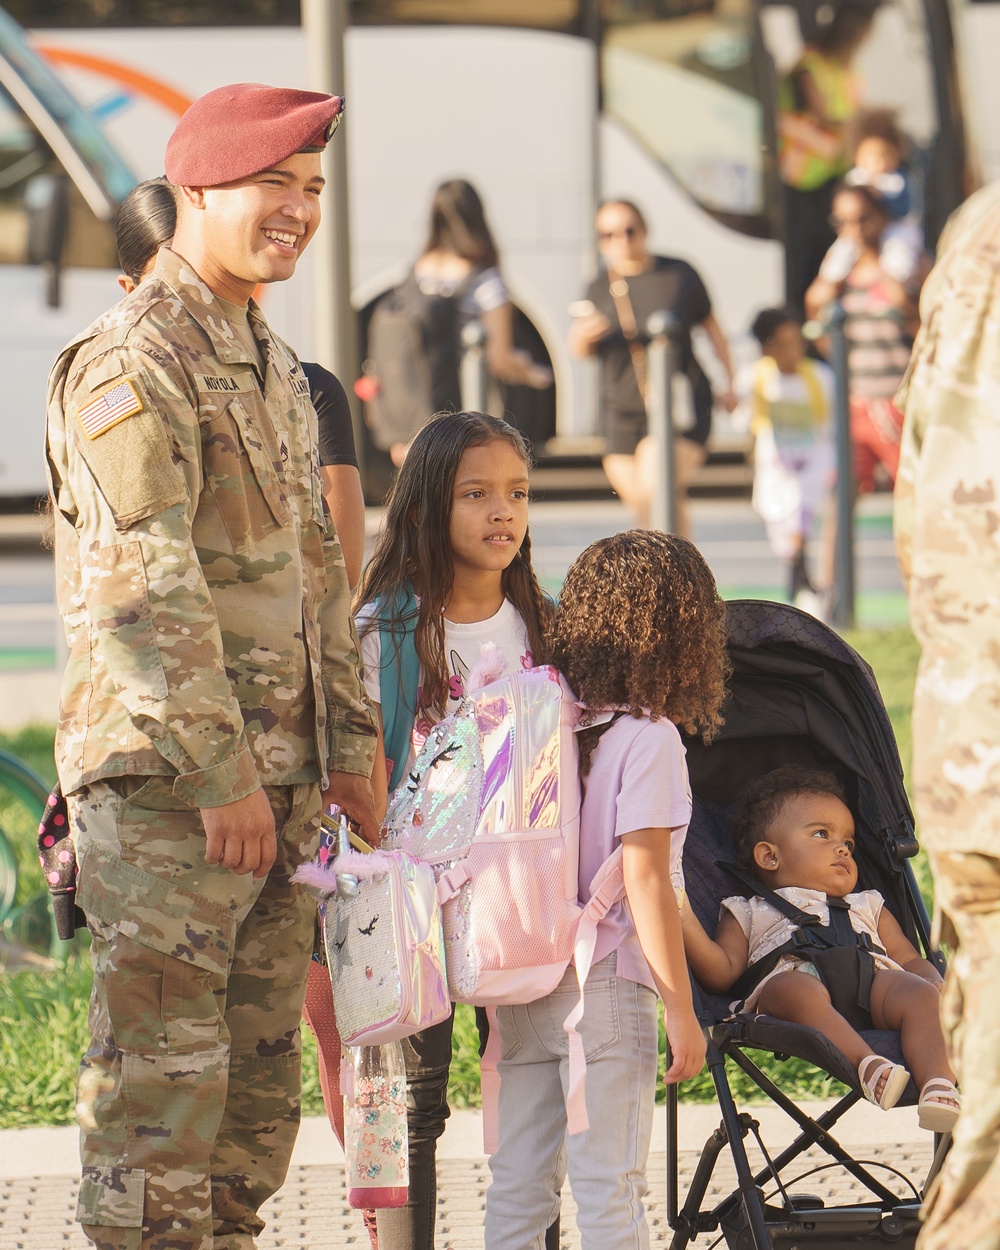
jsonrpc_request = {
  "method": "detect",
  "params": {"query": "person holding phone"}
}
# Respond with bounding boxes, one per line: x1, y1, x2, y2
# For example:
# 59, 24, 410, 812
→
568, 199, 736, 536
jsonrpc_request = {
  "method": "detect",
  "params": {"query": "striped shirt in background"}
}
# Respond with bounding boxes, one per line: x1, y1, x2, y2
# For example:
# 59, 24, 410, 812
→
841, 273, 916, 399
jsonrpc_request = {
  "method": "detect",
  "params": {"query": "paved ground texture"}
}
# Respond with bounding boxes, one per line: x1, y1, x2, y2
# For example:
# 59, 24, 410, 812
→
0, 1106, 936, 1249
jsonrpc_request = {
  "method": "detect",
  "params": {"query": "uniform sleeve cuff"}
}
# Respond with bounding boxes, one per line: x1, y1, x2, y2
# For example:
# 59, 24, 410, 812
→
326, 730, 377, 779
171, 746, 261, 808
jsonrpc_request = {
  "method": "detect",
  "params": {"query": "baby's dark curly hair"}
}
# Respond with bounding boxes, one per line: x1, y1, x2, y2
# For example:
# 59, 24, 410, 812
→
549, 530, 730, 773
731, 766, 849, 871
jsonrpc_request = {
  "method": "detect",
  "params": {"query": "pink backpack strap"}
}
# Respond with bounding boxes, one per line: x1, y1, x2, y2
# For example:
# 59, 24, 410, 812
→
563, 848, 626, 1135
480, 1005, 502, 1154
437, 862, 471, 903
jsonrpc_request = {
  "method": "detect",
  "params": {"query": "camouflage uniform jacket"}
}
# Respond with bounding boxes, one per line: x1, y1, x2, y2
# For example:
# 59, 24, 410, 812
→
895, 182, 1000, 857
45, 247, 376, 807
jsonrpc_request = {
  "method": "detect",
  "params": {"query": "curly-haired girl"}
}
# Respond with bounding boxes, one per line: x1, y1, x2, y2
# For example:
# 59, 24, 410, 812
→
485, 529, 729, 1250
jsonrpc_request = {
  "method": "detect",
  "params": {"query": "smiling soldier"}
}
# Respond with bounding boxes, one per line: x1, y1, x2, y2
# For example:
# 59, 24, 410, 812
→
44, 85, 378, 1250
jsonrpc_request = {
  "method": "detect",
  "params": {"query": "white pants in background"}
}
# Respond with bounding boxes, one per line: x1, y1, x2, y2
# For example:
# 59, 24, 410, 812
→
484, 955, 660, 1250
752, 429, 835, 560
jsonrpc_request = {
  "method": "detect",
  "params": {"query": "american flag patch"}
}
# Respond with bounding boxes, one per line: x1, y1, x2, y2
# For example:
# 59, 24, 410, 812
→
77, 380, 143, 439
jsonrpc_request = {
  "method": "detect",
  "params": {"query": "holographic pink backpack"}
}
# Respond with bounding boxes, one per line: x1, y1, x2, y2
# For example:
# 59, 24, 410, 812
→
381, 659, 626, 1142
380, 663, 583, 1004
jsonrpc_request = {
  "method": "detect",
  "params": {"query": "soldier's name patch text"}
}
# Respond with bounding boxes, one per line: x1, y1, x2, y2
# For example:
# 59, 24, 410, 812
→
77, 381, 143, 439
196, 373, 256, 394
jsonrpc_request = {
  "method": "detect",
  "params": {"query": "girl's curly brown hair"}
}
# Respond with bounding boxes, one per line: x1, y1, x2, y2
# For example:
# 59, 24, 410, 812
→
549, 530, 730, 773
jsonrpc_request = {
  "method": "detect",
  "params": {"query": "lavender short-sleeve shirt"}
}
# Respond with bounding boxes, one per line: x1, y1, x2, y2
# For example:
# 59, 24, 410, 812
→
577, 713, 692, 991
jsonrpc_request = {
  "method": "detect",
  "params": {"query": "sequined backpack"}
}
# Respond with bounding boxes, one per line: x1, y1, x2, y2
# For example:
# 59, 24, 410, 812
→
379, 661, 626, 1142
379, 663, 584, 1006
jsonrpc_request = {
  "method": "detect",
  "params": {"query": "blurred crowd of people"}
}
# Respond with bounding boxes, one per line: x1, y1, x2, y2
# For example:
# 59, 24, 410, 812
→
343, 0, 932, 623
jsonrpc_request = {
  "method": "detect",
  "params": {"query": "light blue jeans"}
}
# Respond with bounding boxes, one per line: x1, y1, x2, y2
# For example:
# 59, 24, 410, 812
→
484, 955, 659, 1250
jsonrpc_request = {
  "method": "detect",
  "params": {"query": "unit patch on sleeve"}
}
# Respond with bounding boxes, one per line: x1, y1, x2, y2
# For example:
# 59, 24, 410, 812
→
77, 380, 144, 439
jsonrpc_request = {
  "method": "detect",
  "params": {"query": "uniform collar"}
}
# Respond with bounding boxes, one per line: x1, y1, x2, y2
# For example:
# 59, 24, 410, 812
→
152, 246, 269, 372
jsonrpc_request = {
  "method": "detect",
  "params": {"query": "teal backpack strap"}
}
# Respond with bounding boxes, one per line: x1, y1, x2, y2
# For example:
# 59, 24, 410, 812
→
377, 586, 421, 792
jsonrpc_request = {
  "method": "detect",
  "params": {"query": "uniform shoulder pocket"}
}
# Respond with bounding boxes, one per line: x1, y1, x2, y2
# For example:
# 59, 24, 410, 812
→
69, 371, 188, 530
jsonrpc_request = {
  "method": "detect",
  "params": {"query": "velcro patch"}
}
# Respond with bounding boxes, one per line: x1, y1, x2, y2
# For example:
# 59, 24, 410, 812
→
78, 380, 143, 439
195, 372, 257, 395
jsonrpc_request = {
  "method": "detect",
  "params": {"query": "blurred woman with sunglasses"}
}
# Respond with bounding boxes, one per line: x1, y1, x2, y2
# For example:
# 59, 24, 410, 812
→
805, 182, 928, 492
568, 199, 735, 535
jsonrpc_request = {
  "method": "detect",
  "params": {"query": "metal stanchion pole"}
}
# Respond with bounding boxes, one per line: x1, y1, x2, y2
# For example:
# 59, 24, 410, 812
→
460, 320, 488, 414
303, 0, 364, 485
826, 299, 856, 629
646, 310, 680, 534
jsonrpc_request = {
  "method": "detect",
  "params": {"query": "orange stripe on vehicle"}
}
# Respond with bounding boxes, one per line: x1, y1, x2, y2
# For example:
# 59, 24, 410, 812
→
34, 45, 193, 117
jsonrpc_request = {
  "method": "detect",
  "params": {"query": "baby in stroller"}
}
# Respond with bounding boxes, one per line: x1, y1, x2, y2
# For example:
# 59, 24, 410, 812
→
679, 765, 960, 1132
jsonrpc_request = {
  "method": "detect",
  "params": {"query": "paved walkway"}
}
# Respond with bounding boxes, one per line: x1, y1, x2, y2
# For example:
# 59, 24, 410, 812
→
0, 1102, 935, 1248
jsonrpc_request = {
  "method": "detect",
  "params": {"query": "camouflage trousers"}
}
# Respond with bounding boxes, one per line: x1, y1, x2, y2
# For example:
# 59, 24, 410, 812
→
919, 852, 1000, 1250
69, 777, 322, 1250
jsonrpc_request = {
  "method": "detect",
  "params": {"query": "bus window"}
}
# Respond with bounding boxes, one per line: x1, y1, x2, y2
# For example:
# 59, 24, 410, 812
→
602, 0, 776, 237
0, 85, 116, 269
0, 85, 48, 264
11, 0, 583, 29
347, 0, 581, 28
4, 1, 301, 25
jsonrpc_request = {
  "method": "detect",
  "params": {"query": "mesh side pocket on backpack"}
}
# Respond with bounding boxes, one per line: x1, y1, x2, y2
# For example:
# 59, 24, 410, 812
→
441, 835, 583, 1003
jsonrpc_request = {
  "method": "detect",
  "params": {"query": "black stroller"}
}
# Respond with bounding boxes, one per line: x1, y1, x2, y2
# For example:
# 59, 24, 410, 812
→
668, 600, 948, 1250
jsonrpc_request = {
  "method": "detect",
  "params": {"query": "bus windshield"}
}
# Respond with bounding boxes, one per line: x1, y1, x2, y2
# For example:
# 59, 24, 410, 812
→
0, 7, 134, 209
602, 0, 775, 237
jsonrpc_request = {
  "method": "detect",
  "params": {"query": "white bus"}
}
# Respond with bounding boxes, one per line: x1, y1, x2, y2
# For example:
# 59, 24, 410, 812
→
0, 0, 978, 499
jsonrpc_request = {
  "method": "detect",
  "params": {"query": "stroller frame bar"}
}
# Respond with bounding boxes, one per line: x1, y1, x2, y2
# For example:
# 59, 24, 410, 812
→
665, 1035, 930, 1249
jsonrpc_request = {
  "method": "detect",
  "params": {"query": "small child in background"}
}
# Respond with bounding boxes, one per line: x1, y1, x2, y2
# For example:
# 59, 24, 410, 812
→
735, 307, 834, 612
679, 767, 960, 1132
821, 108, 923, 283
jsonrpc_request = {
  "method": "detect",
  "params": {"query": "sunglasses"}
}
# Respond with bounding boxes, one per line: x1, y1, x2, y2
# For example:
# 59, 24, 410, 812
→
598, 226, 638, 241
829, 210, 878, 230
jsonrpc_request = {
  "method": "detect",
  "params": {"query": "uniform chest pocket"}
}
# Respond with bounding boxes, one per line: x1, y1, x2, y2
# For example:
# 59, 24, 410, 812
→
203, 399, 291, 554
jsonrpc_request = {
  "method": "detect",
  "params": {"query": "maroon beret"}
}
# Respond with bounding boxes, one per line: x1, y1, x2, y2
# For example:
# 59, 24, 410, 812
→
165, 83, 344, 187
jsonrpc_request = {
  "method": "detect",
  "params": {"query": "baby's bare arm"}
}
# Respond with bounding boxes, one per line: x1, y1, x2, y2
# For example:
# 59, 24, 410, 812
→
877, 907, 943, 989
679, 900, 750, 993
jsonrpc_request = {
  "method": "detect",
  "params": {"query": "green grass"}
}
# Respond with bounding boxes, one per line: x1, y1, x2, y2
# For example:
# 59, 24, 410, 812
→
0, 960, 92, 1127
0, 627, 926, 1126
0, 725, 58, 910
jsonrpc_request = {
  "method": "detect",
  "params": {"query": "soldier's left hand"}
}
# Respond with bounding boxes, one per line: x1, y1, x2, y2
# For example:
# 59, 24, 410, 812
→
323, 772, 380, 846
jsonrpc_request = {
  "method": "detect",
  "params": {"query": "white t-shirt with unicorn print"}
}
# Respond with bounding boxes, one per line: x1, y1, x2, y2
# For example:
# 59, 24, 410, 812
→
356, 596, 533, 782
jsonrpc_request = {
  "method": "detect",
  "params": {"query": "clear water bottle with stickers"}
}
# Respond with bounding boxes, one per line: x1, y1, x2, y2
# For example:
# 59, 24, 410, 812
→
343, 1041, 408, 1208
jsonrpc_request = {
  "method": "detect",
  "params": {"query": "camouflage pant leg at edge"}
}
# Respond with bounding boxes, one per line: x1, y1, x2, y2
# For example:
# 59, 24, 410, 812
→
919, 852, 1000, 1250
70, 779, 320, 1250
210, 784, 321, 1250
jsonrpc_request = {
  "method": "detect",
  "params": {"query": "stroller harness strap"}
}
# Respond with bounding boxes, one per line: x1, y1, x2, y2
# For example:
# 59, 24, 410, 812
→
722, 864, 886, 1031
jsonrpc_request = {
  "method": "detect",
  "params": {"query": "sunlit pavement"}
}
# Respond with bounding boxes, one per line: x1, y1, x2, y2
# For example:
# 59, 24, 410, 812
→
0, 1102, 933, 1249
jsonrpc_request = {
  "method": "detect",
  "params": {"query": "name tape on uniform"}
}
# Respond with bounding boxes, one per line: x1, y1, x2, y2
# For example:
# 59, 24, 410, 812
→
77, 380, 143, 439
195, 373, 257, 395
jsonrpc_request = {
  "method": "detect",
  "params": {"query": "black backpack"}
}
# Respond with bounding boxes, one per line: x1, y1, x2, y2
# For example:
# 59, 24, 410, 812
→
362, 269, 474, 450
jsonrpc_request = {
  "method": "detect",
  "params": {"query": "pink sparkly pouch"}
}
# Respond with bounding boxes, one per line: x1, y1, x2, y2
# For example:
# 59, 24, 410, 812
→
322, 849, 451, 1046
